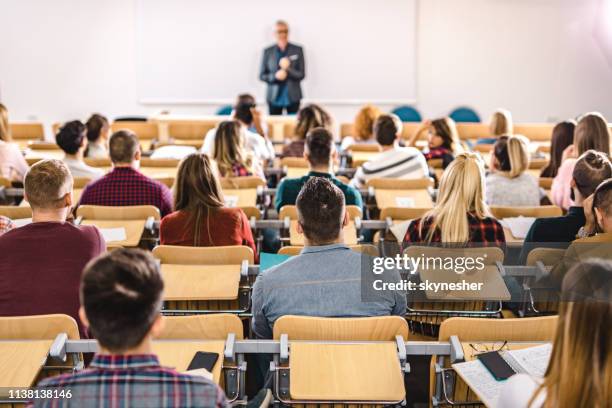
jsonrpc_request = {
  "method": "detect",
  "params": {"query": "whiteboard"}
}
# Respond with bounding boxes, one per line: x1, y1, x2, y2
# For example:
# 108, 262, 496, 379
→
136, 0, 416, 104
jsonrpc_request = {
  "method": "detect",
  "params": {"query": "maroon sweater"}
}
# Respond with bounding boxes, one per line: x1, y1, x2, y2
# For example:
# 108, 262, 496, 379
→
0, 222, 105, 338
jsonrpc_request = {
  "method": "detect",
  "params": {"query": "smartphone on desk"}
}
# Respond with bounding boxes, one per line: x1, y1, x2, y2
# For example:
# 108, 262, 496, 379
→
187, 351, 219, 372
476, 351, 516, 381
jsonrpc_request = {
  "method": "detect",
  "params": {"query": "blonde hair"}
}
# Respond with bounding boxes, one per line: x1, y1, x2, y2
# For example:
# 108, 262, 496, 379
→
575, 112, 610, 156
530, 259, 612, 408
489, 109, 513, 137
213, 120, 253, 177
353, 105, 382, 141
24, 159, 73, 209
493, 135, 530, 178
0, 103, 10, 142
421, 153, 490, 243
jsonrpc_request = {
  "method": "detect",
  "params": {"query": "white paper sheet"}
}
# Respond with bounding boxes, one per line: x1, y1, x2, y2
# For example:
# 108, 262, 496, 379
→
452, 360, 503, 407
501, 216, 536, 239
99, 227, 127, 243
505, 344, 552, 377
225, 195, 239, 208
395, 196, 416, 208
390, 220, 412, 242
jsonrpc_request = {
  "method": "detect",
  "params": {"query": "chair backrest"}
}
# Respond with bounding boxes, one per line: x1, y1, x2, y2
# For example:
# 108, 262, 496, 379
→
379, 207, 430, 221
278, 244, 379, 257
158, 314, 244, 340
84, 158, 112, 168
152, 244, 255, 265
72, 177, 92, 189
169, 121, 218, 140
456, 123, 490, 140
273, 316, 409, 341
490, 206, 562, 219
404, 246, 505, 265
279, 204, 362, 220
9, 122, 44, 140
280, 157, 309, 168
449, 107, 481, 123
347, 143, 381, 153
140, 158, 180, 168
366, 177, 434, 190
220, 176, 266, 189
539, 177, 553, 189
391, 106, 422, 122
0, 205, 32, 219
526, 247, 566, 266
216, 105, 233, 116
76, 205, 161, 220
438, 316, 557, 342
27, 141, 60, 150
111, 121, 159, 139
0, 177, 10, 188
514, 124, 555, 142
240, 206, 262, 220
0, 314, 80, 340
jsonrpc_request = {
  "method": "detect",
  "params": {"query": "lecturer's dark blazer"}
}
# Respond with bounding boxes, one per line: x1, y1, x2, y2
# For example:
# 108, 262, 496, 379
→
259, 42, 305, 104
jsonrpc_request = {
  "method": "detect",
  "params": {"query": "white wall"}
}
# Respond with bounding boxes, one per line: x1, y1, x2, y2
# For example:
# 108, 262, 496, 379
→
1, 0, 611, 138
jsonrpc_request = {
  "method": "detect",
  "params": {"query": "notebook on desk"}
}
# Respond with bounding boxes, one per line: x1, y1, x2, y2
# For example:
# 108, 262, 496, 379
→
452, 343, 552, 407
501, 216, 536, 239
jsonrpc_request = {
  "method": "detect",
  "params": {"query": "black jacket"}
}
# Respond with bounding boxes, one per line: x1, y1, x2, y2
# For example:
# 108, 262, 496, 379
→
259, 42, 305, 104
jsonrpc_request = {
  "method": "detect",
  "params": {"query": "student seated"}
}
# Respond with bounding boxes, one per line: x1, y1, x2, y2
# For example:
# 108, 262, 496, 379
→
407, 117, 463, 168
0, 160, 104, 337
539, 120, 575, 178
56, 120, 105, 180
485, 135, 540, 207
275, 127, 362, 211
551, 112, 610, 210
521, 150, 611, 261
0, 103, 29, 182
78, 130, 173, 216
350, 114, 428, 189
202, 94, 274, 162
212, 120, 265, 179
498, 258, 612, 408
0, 216, 13, 236
252, 177, 406, 339
403, 153, 505, 246
281, 104, 332, 158
160, 153, 256, 255
339, 104, 381, 151
32, 249, 228, 408
85, 113, 110, 159
476, 108, 513, 145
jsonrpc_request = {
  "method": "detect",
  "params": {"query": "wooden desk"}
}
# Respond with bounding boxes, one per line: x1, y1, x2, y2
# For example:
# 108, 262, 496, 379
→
289, 341, 405, 401
24, 150, 64, 160
223, 189, 257, 207
161, 264, 241, 301
289, 220, 357, 246
285, 167, 309, 179
375, 189, 433, 210
351, 152, 379, 167
418, 265, 510, 301
0, 340, 52, 397
139, 167, 177, 179
81, 219, 146, 247
153, 340, 225, 384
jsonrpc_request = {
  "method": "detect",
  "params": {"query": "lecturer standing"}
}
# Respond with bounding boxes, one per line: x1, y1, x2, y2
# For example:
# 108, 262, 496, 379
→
259, 20, 305, 115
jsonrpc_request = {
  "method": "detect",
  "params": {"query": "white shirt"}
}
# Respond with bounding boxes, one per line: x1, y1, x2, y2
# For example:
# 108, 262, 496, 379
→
62, 157, 104, 180
150, 145, 196, 160
350, 145, 429, 189
498, 374, 545, 408
201, 126, 274, 161
86, 142, 108, 159
0, 140, 29, 181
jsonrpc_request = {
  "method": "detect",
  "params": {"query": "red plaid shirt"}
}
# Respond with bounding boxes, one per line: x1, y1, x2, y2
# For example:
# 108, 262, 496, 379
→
78, 167, 173, 216
0, 216, 13, 236
30, 354, 228, 408
403, 213, 506, 246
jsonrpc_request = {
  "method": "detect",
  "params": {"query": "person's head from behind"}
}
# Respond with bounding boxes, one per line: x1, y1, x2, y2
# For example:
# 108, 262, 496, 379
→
575, 112, 610, 156
295, 104, 332, 140
24, 159, 73, 218
426, 153, 489, 243
213, 120, 247, 176
86, 114, 110, 145
546, 120, 575, 177
592, 178, 612, 234
429, 117, 462, 153
534, 259, 612, 407
489, 109, 512, 137
0, 103, 9, 142
374, 114, 403, 147
296, 177, 348, 246
56, 120, 87, 156
304, 127, 336, 171
234, 94, 256, 126
275, 20, 289, 44
491, 135, 529, 178
79, 249, 164, 353
571, 150, 611, 203
353, 105, 381, 142
109, 130, 141, 167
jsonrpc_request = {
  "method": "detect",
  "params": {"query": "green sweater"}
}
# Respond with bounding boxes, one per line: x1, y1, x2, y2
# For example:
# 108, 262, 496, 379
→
274, 171, 363, 212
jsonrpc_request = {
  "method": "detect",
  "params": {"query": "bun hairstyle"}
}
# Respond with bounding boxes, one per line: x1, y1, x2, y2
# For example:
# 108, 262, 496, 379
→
85, 114, 109, 143
572, 150, 612, 199
489, 109, 513, 137
493, 135, 530, 178
593, 178, 612, 220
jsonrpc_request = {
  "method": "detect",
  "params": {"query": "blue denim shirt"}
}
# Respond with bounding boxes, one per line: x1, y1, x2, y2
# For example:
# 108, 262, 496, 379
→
251, 243, 407, 339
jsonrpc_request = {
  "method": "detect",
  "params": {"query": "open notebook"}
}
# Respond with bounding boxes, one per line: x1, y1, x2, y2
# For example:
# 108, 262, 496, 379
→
452, 343, 552, 408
